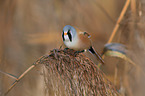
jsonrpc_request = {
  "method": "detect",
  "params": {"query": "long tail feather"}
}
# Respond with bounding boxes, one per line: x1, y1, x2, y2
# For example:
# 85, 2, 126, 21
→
88, 46, 104, 65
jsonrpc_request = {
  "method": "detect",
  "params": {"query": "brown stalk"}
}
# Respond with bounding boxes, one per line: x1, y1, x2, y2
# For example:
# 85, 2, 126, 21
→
107, 0, 131, 43
4, 55, 47, 95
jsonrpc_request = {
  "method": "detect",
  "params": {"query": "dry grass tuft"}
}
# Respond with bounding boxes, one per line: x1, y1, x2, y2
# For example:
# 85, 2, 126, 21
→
38, 49, 119, 96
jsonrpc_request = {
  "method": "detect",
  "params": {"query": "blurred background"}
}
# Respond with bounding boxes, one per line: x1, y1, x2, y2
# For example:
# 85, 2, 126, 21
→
0, 0, 145, 96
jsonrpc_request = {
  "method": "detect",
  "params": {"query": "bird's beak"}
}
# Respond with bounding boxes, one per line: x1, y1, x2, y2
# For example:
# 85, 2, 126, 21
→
64, 32, 67, 36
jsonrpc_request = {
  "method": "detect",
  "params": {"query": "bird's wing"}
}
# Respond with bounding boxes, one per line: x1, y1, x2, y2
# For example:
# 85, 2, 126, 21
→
79, 31, 91, 38
83, 32, 91, 38
78, 31, 92, 49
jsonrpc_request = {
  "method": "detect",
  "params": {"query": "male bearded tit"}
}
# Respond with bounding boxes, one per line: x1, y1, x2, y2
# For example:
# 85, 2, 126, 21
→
62, 25, 104, 64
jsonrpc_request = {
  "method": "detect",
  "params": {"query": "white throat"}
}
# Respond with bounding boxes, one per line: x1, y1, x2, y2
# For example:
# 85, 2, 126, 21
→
64, 34, 79, 50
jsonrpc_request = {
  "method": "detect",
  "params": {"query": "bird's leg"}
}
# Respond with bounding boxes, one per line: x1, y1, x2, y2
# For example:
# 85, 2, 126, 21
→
64, 48, 69, 50
63, 48, 69, 54
74, 50, 85, 56
59, 43, 64, 49
64, 48, 76, 56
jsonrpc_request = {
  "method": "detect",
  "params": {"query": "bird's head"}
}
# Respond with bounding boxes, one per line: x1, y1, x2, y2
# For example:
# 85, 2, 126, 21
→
62, 25, 77, 42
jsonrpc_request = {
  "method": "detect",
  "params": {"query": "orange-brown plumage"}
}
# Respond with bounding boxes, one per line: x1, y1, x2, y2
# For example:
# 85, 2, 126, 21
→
77, 32, 91, 50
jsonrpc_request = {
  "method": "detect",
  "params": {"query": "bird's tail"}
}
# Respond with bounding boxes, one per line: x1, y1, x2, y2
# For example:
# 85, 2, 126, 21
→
88, 46, 104, 65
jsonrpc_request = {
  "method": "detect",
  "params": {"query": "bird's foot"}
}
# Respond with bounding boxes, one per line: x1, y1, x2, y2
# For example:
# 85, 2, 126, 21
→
64, 48, 76, 55
63, 48, 84, 56
74, 50, 84, 56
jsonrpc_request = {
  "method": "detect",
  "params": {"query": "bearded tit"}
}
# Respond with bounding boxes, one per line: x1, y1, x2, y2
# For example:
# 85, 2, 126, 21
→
62, 25, 104, 64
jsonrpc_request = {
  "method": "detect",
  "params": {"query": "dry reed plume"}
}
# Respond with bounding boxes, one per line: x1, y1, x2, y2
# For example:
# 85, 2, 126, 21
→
40, 49, 119, 96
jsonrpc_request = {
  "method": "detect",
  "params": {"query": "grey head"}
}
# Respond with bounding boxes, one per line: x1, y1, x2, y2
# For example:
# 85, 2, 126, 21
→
62, 25, 77, 42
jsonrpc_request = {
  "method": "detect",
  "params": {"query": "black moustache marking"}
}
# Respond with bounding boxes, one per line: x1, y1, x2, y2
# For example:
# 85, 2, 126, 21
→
67, 30, 72, 42
62, 31, 65, 41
